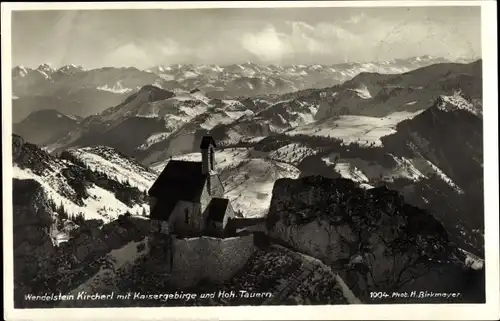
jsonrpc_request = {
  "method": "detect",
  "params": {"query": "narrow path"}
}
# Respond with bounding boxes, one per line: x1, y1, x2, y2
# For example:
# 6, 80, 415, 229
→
260, 241, 362, 305
264, 255, 316, 304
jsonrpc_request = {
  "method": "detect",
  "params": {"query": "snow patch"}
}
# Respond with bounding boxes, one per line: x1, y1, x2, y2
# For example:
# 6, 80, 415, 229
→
425, 160, 464, 194
350, 85, 372, 99
182, 71, 199, 79
459, 248, 484, 270
138, 132, 172, 150
97, 82, 133, 94
389, 155, 427, 182
287, 110, 423, 147
332, 162, 370, 184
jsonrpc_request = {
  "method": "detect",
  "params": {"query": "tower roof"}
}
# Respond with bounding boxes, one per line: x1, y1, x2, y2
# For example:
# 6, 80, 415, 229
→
200, 135, 216, 149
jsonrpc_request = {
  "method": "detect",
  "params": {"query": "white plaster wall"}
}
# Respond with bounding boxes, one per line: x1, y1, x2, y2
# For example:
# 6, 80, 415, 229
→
200, 182, 212, 222
168, 200, 202, 236
222, 202, 236, 228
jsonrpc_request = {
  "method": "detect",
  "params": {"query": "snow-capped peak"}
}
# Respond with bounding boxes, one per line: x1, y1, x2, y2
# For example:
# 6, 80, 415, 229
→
37, 63, 54, 71
36, 64, 55, 79
57, 64, 85, 73
13, 65, 30, 77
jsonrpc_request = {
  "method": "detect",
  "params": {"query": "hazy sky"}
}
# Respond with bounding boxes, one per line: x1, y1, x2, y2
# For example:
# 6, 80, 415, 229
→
11, 6, 481, 69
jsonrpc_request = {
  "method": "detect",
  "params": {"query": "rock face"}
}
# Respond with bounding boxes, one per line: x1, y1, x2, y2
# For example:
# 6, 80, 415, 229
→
13, 179, 56, 267
14, 212, 152, 308
266, 176, 483, 302
13, 179, 57, 301
380, 96, 484, 255
60, 215, 151, 263
12, 134, 25, 159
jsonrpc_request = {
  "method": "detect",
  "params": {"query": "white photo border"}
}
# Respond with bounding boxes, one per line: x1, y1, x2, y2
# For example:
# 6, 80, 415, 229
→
2, 1, 498, 320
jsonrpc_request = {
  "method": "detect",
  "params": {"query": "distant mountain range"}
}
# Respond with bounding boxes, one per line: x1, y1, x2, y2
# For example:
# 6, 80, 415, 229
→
37, 60, 480, 161
11, 56, 473, 122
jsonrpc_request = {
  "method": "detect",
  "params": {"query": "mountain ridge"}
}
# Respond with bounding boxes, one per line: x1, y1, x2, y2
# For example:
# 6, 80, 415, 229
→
12, 56, 475, 122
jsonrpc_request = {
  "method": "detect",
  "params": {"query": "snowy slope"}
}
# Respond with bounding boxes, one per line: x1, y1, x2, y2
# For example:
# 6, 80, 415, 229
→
286, 110, 424, 147
13, 137, 152, 222
319, 152, 448, 190
66, 146, 157, 192
220, 159, 300, 218
206, 100, 318, 148
150, 147, 252, 174
13, 165, 147, 221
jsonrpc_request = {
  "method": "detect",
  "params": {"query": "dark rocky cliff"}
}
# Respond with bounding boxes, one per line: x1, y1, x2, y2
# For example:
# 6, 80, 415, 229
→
13, 179, 57, 306
266, 175, 484, 303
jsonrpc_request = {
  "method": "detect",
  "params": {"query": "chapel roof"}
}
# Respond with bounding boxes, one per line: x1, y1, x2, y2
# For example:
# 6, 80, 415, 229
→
148, 160, 207, 199
148, 160, 209, 221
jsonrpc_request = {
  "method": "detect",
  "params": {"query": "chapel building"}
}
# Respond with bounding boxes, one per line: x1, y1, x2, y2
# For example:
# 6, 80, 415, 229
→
148, 136, 235, 238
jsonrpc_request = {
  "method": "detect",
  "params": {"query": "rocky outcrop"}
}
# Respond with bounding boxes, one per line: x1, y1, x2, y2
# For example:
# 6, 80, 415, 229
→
13, 179, 56, 277
60, 215, 151, 263
13, 178, 58, 307
12, 134, 25, 159
13, 134, 54, 175
266, 176, 482, 302
14, 213, 152, 308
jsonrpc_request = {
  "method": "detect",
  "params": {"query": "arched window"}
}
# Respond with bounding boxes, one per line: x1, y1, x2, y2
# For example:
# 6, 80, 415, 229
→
209, 147, 215, 171
184, 208, 189, 224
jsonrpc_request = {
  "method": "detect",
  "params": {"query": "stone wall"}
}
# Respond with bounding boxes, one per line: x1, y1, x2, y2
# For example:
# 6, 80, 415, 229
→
169, 234, 256, 288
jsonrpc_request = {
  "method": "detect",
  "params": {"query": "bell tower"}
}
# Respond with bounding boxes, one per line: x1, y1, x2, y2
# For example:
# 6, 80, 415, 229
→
200, 135, 216, 175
